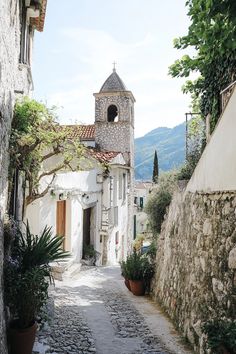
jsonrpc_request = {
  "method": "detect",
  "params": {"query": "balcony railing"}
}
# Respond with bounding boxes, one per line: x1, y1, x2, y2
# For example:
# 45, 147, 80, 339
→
220, 81, 236, 112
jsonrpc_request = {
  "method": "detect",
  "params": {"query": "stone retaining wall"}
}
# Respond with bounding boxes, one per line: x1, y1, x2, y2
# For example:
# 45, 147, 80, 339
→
152, 190, 236, 353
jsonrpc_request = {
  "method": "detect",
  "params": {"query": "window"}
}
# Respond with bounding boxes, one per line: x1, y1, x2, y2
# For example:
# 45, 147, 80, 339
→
140, 197, 143, 209
115, 231, 119, 245
123, 173, 126, 202
20, 2, 32, 64
134, 215, 137, 239
109, 177, 113, 207
108, 208, 114, 225
114, 206, 118, 226
113, 176, 117, 206
119, 173, 122, 200
107, 105, 118, 122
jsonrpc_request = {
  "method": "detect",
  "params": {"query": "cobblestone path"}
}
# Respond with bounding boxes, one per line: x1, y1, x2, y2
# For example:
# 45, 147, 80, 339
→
33, 267, 192, 354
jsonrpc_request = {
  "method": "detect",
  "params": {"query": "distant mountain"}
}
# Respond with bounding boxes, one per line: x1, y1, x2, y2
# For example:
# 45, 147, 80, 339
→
135, 122, 185, 180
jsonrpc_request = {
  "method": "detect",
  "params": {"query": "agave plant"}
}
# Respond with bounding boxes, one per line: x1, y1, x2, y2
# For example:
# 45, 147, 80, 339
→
4, 221, 70, 329
13, 220, 69, 271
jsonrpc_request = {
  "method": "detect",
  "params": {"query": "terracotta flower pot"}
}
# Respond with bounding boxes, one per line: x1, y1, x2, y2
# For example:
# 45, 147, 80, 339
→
129, 279, 145, 296
8, 321, 37, 354
124, 278, 131, 291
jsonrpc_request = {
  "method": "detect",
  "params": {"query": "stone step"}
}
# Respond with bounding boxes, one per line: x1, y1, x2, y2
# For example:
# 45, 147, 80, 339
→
50, 257, 75, 281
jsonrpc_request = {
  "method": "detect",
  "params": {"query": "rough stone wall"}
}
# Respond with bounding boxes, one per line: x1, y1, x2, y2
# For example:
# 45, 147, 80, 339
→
94, 93, 134, 125
152, 190, 236, 353
94, 92, 134, 165
0, 1, 32, 352
95, 122, 132, 162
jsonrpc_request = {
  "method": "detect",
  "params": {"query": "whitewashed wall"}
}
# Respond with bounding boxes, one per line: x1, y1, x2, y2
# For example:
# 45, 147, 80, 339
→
25, 169, 102, 262
26, 165, 131, 265
187, 88, 236, 193
101, 167, 130, 265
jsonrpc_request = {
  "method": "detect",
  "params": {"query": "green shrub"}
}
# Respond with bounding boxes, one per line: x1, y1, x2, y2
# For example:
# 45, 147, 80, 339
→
4, 221, 69, 329
145, 241, 157, 261
145, 189, 172, 234
177, 162, 193, 180
122, 252, 155, 282
120, 260, 128, 278
125, 252, 144, 281
202, 319, 236, 353
145, 171, 178, 235
83, 244, 97, 259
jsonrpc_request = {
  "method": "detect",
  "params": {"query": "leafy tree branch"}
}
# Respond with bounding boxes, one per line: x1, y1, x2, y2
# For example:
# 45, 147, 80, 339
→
9, 98, 85, 207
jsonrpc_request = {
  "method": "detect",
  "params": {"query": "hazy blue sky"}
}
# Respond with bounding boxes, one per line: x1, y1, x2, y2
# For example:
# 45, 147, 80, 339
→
33, 0, 191, 137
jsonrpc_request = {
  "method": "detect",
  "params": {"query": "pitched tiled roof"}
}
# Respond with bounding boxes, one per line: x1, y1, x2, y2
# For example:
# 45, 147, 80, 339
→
88, 149, 120, 163
31, 0, 47, 32
60, 125, 121, 163
61, 125, 95, 140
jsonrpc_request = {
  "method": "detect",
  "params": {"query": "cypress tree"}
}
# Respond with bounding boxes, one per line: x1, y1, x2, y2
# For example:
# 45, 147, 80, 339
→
152, 150, 159, 183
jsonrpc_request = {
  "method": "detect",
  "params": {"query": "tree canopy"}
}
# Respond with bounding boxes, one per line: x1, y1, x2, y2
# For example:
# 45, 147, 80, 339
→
9, 98, 84, 206
152, 150, 159, 183
169, 0, 236, 131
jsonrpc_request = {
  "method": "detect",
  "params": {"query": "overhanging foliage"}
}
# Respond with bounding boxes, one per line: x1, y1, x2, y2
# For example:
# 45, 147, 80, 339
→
9, 98, 84, 206
169, 0, 236, 131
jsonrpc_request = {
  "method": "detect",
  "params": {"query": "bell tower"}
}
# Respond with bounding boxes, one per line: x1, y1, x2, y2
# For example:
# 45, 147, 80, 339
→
94, 68, 135, 167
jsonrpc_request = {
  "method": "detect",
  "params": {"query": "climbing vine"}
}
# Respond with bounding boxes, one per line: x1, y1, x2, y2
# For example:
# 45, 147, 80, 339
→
9, 98, 84, 206
169, 0, 236, 131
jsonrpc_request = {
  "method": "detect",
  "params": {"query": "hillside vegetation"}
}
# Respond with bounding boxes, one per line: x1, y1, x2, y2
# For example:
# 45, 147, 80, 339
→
135, 122, 185, 180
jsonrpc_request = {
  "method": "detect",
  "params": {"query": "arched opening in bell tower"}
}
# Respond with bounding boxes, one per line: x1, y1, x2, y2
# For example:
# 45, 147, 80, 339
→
107, 104, 118, 122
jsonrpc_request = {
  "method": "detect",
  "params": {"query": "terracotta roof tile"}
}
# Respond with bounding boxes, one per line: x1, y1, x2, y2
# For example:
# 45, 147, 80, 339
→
31, 0, 47, 32
61, 125, 95, 140
88, 149, 120, 163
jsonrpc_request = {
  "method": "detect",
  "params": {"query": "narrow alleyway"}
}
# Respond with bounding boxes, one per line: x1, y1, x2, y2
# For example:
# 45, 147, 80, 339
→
33, 267, 193, 354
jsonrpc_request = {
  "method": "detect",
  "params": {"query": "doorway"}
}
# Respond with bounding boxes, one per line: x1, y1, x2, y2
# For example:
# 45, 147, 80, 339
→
83, 207, 91, 258
56, 200, 66, 250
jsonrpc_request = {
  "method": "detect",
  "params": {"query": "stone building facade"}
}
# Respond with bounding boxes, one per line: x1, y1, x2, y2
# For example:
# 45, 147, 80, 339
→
0, 1, 47, 352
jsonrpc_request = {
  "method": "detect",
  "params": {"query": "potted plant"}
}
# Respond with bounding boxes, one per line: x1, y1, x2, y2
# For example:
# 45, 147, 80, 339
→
4, 221, 70, 354
125, 252, 146, 296
120, 260, 131, 291
82, 244, 97, 265
202, 318, 236, 354
121, 251, 155, 296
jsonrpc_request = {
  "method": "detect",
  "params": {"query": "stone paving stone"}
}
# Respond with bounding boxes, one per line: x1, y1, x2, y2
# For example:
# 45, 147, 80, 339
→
33, 267, 171, 354
33, 288, 96, 354
96, 288, 170, 354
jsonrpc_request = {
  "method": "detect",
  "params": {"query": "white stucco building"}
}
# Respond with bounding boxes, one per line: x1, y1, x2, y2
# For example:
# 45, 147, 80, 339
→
26, 69, 135, 265
134, 182, 153, 238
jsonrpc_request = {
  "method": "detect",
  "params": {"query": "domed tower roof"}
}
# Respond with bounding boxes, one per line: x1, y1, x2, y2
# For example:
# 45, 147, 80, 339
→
100, 68, 127, 93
